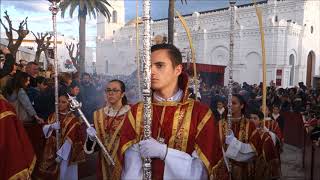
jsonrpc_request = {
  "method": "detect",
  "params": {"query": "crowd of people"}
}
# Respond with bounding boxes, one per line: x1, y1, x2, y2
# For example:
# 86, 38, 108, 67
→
0, 44, 319, 180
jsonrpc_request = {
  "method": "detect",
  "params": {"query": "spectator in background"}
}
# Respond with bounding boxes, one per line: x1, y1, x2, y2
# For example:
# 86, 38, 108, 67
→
69, 80, 81, 103
0, 47, 15, 79
209, 90, 221, 111
34, 79, 54, 120
6, 71, 44, 124
271, 104, 285, 134
213, 99, 226, 122
59, 72, 72, 94
26, 62, 39, 87
0, 63, 17, 95
45, 64, 54, 78
19, 59, 28, 72
80, 73, 97, 123
27, 76, 49, 106
72, 71, 81, 83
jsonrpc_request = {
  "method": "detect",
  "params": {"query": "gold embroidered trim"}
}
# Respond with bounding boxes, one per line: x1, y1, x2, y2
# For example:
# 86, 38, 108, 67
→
195, 144, 210, 172
196, 110, 212, 138
168, 105, 182, 147
181, 102, 194, 152
9, 155, 36, 180
0, 111, 15, 120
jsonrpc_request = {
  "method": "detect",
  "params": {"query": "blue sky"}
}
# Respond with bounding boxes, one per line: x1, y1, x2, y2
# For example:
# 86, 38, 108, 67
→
0, 0, 254, 46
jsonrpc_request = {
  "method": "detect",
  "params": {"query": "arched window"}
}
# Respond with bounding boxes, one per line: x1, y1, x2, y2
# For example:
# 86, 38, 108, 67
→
289, 54, 295, 86
112, 10, 118, 23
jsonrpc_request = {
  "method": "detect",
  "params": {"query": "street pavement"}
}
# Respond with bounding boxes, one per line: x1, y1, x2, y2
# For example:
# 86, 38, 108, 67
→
281, 144, 305, 180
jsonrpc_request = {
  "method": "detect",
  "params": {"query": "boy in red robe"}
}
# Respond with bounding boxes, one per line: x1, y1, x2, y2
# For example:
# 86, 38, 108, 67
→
116, 44, 228, 179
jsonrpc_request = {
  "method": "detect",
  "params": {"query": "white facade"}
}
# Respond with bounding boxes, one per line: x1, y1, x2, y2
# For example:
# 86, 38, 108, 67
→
96, 0, 320, 87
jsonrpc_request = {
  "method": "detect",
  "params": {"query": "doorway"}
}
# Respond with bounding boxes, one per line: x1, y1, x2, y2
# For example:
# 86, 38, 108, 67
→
306, 51, 315, 87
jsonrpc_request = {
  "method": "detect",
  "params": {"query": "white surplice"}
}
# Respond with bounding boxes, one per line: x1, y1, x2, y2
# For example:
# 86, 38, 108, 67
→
43, 124, 78, 180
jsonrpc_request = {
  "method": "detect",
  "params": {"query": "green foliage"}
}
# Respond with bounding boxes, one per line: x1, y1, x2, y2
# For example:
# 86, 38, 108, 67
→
59, 0, 112, 21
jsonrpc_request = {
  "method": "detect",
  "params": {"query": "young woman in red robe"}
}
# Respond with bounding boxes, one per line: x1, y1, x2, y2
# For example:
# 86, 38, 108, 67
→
85, 79, 130, 180
218, 94, 262, 180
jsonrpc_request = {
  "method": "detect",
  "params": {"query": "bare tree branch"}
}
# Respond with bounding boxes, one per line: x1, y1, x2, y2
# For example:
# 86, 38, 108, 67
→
32, 31, 52, 63
0, 11, 29, 58
65, 42, 80, 71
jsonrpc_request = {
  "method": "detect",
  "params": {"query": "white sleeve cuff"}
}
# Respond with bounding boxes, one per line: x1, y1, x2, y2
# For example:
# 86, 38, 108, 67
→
226, 138, 255, 162
225, 138, 242, 158
43, 124, 53, 138
83, 136, 97, 154
240, 142, 254, 154
57, 139, 72, 161
268, 131, 277, 146
164, 149, 207, 179
121, 144, 143, 180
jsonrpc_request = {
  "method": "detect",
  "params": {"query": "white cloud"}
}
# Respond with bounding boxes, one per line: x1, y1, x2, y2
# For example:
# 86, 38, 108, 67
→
1, 1, 51, 13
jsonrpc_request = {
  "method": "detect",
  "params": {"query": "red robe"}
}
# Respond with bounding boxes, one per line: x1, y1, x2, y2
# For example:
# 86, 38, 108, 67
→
118, 74, 228, 180
92, 106, 129, 180
38, 113, 85, 179
219, 118, 262, 180
0, 95, 36, 180
255, 128, 281, 179
264, 119, 282, 177
264, 119, 283, 143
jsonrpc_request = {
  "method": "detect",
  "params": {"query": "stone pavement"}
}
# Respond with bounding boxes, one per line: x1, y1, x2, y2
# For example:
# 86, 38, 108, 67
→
281, 144, 305, 180
80, 143, 305, 180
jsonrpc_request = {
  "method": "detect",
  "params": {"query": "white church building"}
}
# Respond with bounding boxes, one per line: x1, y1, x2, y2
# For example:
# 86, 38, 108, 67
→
96, 0, 320, 88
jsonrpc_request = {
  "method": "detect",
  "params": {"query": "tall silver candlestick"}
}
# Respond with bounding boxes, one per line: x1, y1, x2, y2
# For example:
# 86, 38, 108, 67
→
141, 0, 152, 179
49, 0, 60, 151
227, 0, 236, 133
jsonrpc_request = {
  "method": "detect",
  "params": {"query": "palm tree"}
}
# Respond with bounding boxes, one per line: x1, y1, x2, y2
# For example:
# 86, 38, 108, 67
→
60, 0, 112, 73
168, 0, 186, 44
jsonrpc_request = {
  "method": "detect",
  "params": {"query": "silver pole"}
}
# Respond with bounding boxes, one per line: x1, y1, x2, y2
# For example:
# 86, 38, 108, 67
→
68, 94, 115, 166
224, 1, 236, 177
142, 0, 152, 179
49, 0, 60, 151
227, 0, 236, 133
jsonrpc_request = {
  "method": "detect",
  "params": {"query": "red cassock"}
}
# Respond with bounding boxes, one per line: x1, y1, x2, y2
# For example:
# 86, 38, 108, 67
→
264, 119, 283, 143
0, 95, 36, 180
264, 119, 283, 160
219, 118, 262, 180
255, 129, 281, 179
37, 113, 85, 179
118, 74, 229, 180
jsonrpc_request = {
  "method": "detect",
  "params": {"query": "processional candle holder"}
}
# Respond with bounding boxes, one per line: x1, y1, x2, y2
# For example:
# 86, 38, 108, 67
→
48, 0, 61, 150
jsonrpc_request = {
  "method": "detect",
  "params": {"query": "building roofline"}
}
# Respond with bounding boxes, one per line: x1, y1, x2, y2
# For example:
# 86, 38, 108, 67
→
153, 0, 268, 22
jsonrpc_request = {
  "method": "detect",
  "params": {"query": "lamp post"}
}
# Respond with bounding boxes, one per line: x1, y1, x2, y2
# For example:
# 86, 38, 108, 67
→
48, 0, 61, 150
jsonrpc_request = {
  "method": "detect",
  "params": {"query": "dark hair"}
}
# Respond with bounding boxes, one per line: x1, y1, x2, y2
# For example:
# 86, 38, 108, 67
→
82, 72, 90, 79
70, 80, 80, 88
151, 43, 182, 67
6, 71, 29, 95
232, 94, 247, 114
26, 61, 38, 66
249, 109, 264, 120
59, 72, 72, 85
36, 76, 48, 85
109, 79, 128, 105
